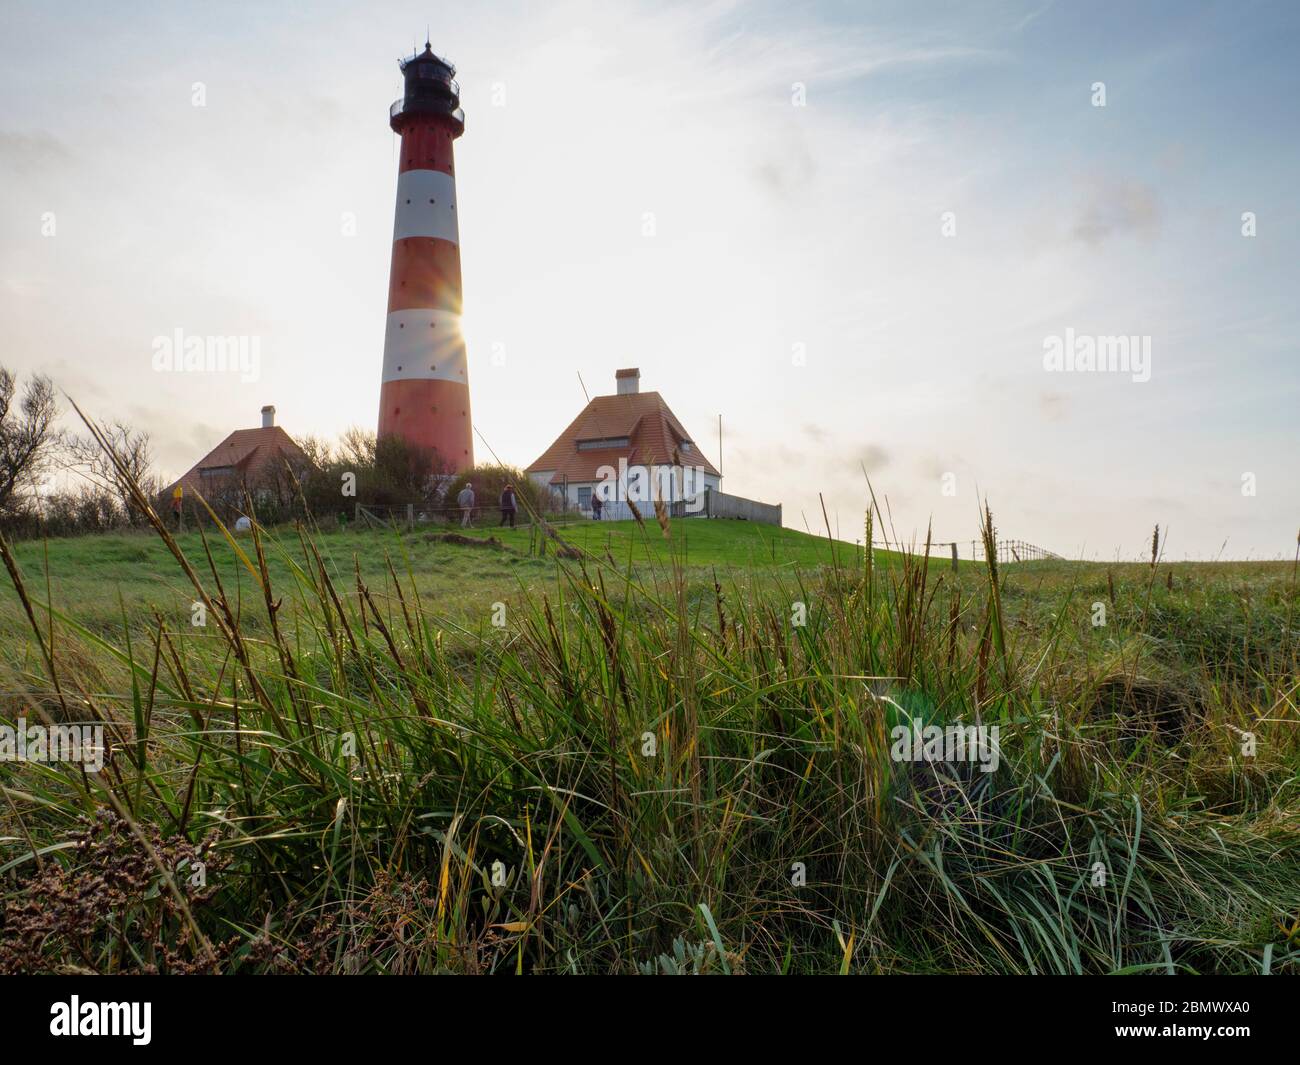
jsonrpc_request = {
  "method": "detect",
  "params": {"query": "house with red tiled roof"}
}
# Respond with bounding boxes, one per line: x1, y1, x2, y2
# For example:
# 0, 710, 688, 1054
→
527, 369, 721, 518
166, 406, 312, 511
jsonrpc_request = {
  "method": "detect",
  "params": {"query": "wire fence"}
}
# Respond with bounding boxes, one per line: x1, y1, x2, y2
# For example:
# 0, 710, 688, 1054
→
349, 497, 734, 530
868, 539, 1062, 565
976, 539, 1062, 563
350, 502, 582, 530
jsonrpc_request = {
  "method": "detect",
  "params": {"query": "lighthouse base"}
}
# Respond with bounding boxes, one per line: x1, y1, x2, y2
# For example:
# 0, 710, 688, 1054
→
377, 379, 474, 473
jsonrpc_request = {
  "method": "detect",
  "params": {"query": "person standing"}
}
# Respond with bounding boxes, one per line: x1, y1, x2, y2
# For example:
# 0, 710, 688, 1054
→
499, 483, 517, 528
591, 492, 603, 521
457, 482, 475, 527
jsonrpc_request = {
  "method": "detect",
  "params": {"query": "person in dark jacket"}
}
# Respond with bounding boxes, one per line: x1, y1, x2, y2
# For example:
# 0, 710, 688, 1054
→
591, 493, 603, 520
499, 483, 517, 527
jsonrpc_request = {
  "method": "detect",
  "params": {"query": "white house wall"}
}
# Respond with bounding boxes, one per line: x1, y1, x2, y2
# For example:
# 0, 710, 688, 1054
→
544, 467, 720, 514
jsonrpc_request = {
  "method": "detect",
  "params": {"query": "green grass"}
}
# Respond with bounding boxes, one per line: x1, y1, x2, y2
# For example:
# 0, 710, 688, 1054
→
1, 505, 1297, 975
459, 515, 858, 567
0, 518, 856, 636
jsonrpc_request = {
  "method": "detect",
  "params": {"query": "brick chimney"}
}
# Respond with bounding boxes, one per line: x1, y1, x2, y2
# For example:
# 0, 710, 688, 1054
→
261, 405, 276, 429
615, 368, 640, 395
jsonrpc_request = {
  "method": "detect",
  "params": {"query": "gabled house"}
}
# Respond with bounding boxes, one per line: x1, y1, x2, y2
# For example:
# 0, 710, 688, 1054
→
527, 369, 720, 517
167, 405, 311, 510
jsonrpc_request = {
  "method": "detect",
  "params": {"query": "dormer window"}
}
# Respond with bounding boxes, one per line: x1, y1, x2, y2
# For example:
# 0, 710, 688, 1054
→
577, 436, 630, 451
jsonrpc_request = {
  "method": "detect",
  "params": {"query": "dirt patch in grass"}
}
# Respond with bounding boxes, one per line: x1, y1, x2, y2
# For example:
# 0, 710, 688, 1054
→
1084, 672, 1197, 745
424, 533, 510, 551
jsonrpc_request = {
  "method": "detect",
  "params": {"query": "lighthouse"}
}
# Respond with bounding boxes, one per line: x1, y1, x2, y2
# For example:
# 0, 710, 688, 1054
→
377, 42, 473, 471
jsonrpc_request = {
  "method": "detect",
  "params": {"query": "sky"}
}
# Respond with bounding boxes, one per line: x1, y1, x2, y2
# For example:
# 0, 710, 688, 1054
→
1, 0, 1296, 559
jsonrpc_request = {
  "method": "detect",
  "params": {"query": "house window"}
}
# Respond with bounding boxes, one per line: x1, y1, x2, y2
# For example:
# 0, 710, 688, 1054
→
576, 437, 630, 451
577, 486, 592, 510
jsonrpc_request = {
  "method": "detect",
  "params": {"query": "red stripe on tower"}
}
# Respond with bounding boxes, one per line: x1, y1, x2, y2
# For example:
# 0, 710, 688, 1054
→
378, 42, 473, 471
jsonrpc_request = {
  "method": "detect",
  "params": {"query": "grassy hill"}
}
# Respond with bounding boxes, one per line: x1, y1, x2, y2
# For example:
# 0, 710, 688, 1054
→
1, 512, 1297, 974
465, 514, 857, 567
0, 517, 861, 635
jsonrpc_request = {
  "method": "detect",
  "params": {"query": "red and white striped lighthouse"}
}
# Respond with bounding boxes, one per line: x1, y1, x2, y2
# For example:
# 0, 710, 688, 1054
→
377, 42, 473, 471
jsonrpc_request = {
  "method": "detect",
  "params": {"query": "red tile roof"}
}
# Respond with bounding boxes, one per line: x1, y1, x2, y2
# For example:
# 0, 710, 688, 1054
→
527, 390, 720, 485
167, 426, 311, 498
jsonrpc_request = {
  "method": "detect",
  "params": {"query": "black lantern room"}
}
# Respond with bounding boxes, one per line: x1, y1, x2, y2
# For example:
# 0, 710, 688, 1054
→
390, 42, 465, 134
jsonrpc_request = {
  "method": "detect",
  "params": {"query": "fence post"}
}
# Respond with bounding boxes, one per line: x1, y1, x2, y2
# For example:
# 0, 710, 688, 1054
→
951, 542, 959, 572
406, 503, 414, 530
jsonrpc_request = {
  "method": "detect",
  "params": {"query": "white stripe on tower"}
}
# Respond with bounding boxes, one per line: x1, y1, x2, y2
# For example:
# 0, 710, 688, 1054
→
381, 308, 467, 383
391, 170, 460, 243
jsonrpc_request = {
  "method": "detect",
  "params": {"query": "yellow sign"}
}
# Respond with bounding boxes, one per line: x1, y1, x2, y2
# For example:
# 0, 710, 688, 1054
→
173, 486, 183, 500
